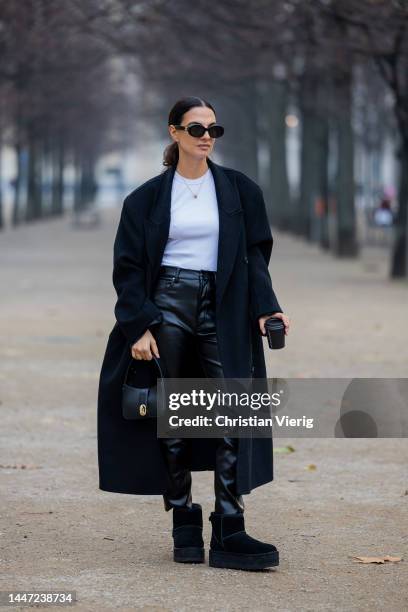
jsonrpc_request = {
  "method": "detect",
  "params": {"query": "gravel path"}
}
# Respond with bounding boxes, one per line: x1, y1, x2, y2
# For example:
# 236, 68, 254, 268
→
0, 208, 407, 611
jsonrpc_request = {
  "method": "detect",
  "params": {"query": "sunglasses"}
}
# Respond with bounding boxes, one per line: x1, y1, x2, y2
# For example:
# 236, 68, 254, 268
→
173, 122, 224, 139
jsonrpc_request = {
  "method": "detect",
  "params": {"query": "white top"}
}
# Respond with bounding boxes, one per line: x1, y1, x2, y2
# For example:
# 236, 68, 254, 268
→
161, 167, 219, 271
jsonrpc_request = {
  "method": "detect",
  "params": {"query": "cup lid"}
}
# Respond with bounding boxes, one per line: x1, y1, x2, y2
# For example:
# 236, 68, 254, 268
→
265, 317, 284, 328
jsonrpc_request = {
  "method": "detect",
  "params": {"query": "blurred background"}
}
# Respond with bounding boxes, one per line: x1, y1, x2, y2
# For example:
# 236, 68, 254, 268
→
1, 0, 407, 276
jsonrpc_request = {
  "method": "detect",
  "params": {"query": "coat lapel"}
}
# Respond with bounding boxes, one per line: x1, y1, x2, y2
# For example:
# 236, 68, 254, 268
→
144, 158, 243, 307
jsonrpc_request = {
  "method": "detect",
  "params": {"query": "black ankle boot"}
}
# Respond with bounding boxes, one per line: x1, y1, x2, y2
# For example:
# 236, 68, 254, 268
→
172, 503, 205, 563
208, 512, 279, 570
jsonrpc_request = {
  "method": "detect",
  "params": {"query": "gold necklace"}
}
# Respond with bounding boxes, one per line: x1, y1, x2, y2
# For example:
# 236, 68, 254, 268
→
177, 171, 208, 199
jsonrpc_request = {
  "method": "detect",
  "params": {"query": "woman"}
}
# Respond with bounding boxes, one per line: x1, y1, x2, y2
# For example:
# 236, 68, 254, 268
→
97, 96, 290, 571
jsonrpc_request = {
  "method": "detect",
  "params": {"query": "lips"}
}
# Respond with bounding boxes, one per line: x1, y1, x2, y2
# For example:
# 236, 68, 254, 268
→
198, 145, 210, 149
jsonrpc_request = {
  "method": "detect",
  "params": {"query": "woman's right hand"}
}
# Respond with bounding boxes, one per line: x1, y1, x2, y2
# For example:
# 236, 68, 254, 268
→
131, 329, 160, 360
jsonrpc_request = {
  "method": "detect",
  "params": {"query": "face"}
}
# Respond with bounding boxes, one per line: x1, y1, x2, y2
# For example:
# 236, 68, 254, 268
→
169, 106, 217, 161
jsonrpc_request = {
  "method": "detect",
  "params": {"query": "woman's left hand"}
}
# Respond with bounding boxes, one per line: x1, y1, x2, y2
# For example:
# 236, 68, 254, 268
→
258, 312, 290, 336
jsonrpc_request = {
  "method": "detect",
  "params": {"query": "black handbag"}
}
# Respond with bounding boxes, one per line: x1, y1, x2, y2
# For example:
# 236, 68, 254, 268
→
122, 356, 166, 419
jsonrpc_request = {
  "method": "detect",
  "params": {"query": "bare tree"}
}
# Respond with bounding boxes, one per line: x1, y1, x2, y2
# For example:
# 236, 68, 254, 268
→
0, 0, 133, 227
312, 0, 408, 276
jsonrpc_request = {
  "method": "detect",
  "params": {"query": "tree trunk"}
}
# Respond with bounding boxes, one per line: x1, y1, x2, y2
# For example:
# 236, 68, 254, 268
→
300, 72, 330, 244
241, 78, 259, 182
334, 62, 359, 257
262, 78, 291, 229
12, 142, 25, 227
218, 90, 258, 182
73, 153, 82, 213
26, 132, 43, 221
391, 140, 408, 277
80, 155, 98, 207
0, 134, 3, 231
51, 134, 65, 216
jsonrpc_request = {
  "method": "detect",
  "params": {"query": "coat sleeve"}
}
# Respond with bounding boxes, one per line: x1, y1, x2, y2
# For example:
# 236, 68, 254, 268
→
238, 176, 283, 326
112, 195, 163, 345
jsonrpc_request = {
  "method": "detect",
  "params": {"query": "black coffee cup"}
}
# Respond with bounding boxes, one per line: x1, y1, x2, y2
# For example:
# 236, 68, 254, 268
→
264, 316, 285, 349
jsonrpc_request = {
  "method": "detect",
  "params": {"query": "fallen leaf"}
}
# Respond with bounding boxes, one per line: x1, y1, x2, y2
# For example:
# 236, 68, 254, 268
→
274, 445, 295, 454
351, 555, 402, 564
306, 464, 317, 471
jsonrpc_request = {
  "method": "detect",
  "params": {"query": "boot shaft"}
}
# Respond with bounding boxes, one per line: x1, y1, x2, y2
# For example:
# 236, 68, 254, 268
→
209, 511, 245, 551
173, 503, 204, 549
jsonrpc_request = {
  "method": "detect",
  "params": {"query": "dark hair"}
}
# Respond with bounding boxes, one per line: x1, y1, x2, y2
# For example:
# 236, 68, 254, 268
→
162, 96, 216, 167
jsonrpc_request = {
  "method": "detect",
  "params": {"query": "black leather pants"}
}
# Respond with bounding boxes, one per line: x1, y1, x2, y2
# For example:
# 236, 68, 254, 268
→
151, 264, 245, 515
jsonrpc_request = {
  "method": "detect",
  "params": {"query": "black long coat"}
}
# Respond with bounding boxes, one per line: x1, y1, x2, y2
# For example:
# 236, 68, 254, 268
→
97, 157, 283, 496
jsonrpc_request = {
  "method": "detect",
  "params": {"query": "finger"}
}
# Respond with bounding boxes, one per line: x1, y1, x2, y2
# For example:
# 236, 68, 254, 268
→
151, 339, 160, 358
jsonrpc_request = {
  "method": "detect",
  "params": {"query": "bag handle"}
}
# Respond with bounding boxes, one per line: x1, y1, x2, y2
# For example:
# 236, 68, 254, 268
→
124, 354, 165, 386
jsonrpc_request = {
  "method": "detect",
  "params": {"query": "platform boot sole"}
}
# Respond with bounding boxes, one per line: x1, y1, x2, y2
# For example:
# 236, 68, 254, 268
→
174, 545, 205, 563
209, 549, 279, 570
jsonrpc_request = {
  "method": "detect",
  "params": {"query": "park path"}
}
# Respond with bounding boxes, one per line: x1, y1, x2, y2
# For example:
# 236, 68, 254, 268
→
0, 208, 407, 611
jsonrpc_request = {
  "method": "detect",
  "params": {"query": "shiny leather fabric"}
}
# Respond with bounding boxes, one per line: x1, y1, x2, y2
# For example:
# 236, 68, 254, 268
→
152, 265, 245, 515
214, 436, 244, 514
